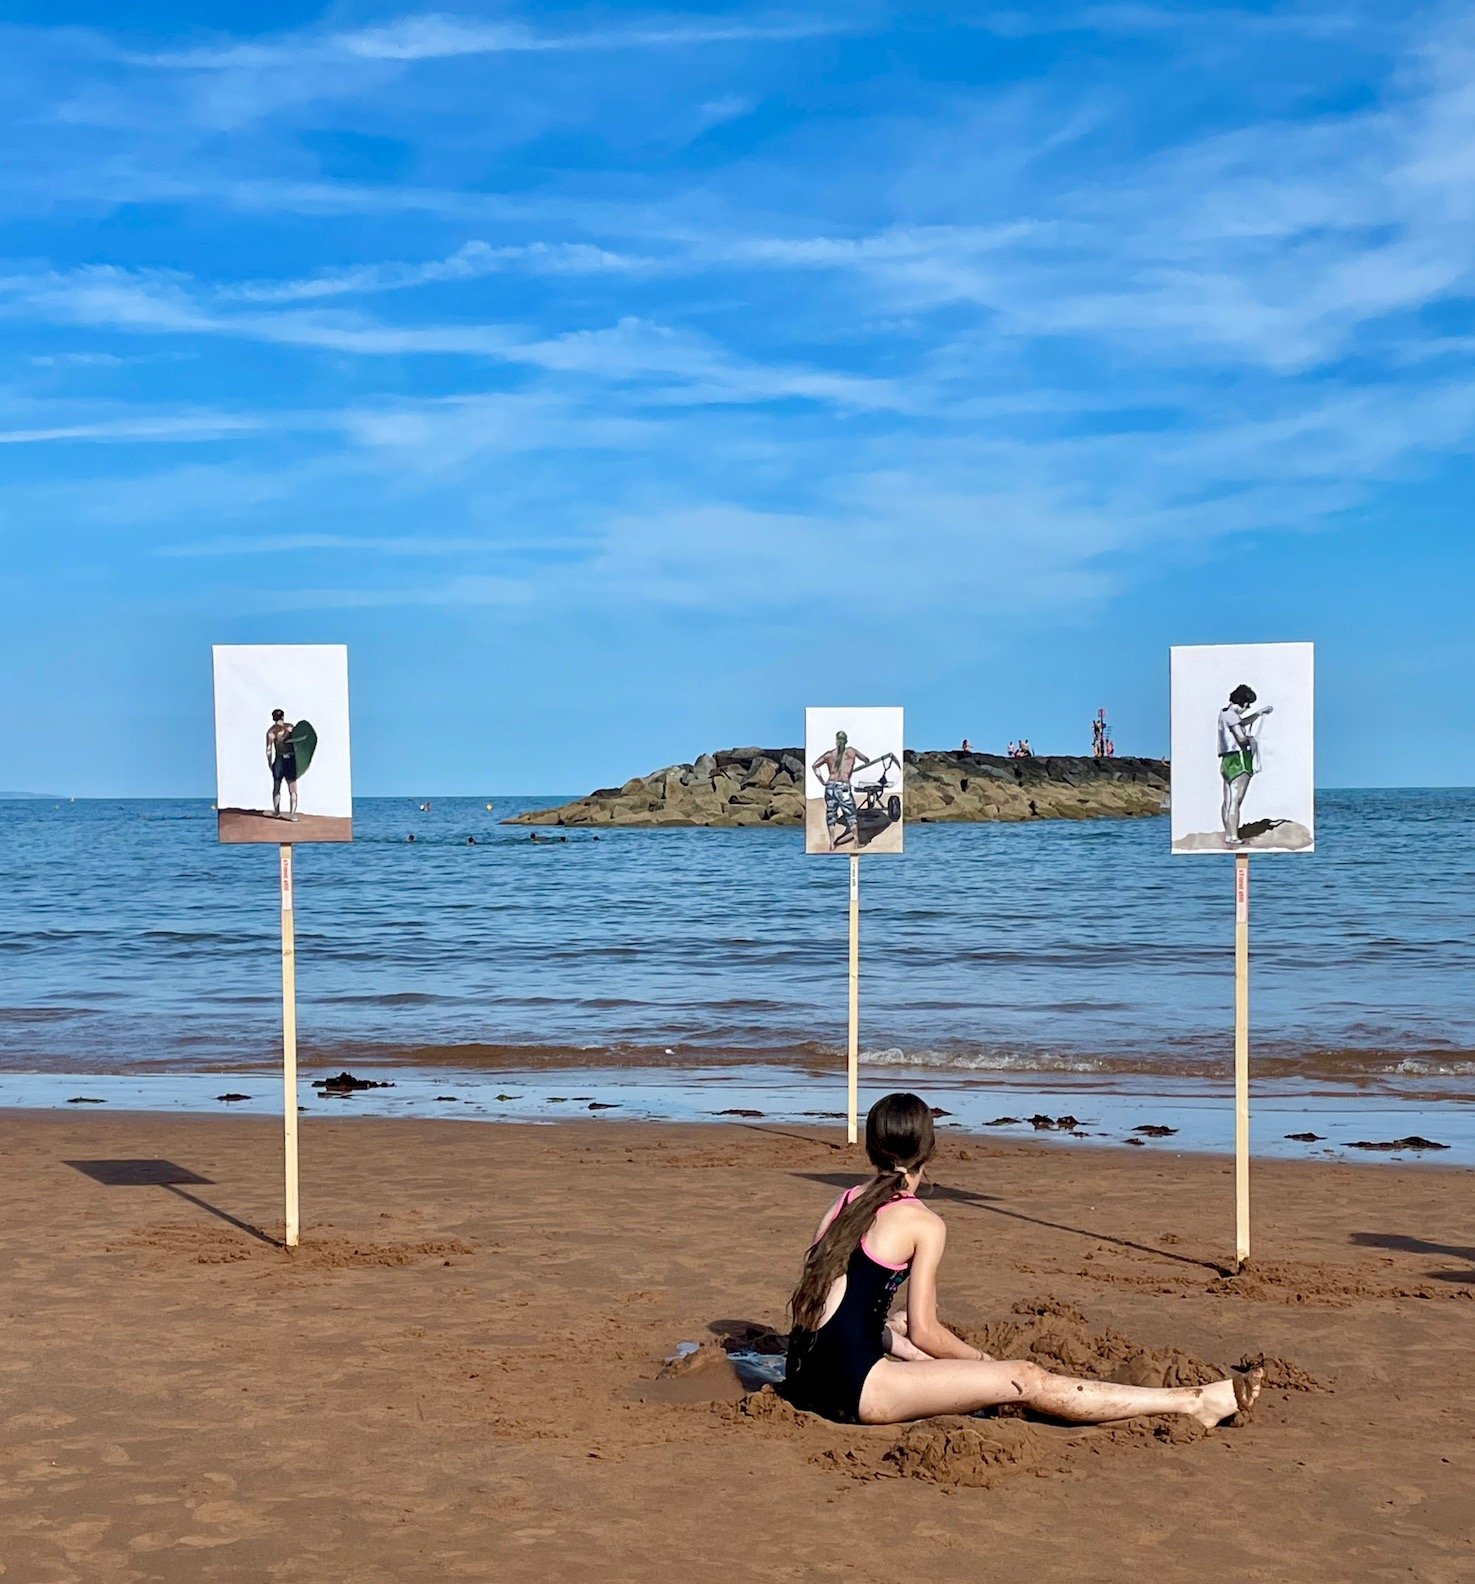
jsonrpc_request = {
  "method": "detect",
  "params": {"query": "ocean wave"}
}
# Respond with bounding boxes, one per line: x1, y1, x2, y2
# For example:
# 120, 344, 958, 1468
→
1390, 1058, 1475, 1077
859, 1047, 1109, 1075
0, 1005, 97, 1022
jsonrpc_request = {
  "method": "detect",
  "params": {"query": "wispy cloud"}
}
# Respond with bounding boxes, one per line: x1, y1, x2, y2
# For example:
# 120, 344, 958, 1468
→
4, 3, 1474, 676
159, 531, 525, 557
972, 2, 1376, 41
28, 350, 126, 368
131, 11, 853, 71
217, 240, 646, 304
0, 412, 265, 444
249, 573, 542, 612
1, 266, 908, 411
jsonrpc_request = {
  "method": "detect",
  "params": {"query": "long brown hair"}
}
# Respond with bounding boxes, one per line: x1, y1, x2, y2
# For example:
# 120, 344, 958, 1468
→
789, 1093, 935, 1337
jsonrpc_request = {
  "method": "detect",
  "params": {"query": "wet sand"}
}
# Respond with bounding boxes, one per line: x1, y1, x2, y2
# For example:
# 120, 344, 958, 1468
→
3, 1110, 1471, 1583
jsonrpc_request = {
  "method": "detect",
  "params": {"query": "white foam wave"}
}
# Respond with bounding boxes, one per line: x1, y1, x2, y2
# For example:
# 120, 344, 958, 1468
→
859, 1047, 1107, 1075
1391, 1058, 1475, 1077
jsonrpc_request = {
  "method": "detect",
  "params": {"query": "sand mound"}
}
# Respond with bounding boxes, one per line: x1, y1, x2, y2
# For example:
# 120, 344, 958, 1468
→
737, 1385, 809, 1426
712, 1298, 1319, 1488
1235, 1351, 1321, 1393
638, 1343, 749, 1406
958, 1297, 1223, 1389
956, 1298, 1320, 1396
881, 1417, 1043, 1487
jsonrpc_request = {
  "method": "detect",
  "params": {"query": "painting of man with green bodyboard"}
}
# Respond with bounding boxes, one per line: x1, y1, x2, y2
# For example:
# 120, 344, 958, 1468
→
266, 711, 319, 821
213, 645, 351, 844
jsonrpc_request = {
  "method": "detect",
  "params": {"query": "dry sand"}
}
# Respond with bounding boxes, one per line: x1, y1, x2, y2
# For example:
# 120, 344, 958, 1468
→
216, 810, 351, 844
803, 796, 903, 853
2, 1110, 1470, 1583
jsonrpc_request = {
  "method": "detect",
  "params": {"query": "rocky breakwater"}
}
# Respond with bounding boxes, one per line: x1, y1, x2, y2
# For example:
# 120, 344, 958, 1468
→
507, 749, 1169, 828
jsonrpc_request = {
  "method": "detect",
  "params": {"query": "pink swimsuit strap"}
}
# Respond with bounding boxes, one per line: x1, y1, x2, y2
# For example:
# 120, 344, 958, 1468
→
838, 1184, 916, 1272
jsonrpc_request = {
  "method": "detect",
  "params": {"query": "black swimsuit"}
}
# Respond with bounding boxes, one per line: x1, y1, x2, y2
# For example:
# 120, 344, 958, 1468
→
784, 1189, 915, 1423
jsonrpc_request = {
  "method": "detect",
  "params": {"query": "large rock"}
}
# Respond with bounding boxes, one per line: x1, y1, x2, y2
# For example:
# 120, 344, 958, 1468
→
507, 749, 1169, 828
1173, 819, 1312, 853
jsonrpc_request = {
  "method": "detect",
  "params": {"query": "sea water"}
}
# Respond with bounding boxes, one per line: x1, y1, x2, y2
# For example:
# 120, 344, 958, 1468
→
1, 790, 1472, 1154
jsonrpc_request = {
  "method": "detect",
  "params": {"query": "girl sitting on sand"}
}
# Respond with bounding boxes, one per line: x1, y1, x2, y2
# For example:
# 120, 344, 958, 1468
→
784, 1092, 1262, 1427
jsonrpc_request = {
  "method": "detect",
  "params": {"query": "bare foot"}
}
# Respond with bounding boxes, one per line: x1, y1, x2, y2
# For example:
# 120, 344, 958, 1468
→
1193, 1367, 1264, 1427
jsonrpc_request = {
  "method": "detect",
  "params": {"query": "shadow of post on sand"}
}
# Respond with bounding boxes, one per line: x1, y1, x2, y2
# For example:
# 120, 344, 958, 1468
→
63, 1159, 283, 1249
792, 1170, 1228, 1274
1350, 1230, 1474, 1284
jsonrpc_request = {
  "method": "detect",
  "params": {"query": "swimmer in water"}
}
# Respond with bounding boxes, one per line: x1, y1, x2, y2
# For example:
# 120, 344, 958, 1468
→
783, 1093, 1263, 1427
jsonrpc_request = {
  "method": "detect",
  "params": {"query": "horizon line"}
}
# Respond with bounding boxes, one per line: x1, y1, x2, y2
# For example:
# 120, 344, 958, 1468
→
4, 784, 1472, 802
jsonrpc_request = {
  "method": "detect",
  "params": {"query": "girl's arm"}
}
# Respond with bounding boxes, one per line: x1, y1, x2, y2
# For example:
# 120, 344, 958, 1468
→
883, 1326, 933, 1361
902, 1215, 985, 1361
882, 1312, 935, 1360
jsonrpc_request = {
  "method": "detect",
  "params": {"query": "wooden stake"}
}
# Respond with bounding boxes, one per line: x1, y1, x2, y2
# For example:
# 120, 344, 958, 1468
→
280, 843, 300, 1249
847, 853, 860, 1146
1234, 852, 1250, 1270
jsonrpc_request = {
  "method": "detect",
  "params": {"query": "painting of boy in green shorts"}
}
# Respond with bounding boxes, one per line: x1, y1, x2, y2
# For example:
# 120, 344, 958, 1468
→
1217, 684, 1275, 846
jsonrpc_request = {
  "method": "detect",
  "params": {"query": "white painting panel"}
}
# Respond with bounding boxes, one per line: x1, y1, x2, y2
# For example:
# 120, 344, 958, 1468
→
804, 706, 905, 855
213, 644, 352, 844
1170, 643, 1313, 854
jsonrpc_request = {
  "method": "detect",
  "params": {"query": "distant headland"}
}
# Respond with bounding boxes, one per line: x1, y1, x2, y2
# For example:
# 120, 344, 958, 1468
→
505, 748, 1169, 828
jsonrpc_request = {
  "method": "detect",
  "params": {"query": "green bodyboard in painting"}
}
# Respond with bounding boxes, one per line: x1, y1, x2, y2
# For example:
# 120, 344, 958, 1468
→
289, 720, 318, 777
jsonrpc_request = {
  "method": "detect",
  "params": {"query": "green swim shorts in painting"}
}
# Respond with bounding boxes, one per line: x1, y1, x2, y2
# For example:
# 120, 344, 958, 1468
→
1220, 750, 1254, 782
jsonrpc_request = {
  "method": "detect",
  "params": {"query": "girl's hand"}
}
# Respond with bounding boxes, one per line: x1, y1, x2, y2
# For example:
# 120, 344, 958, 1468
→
883, 1325, 932, 1362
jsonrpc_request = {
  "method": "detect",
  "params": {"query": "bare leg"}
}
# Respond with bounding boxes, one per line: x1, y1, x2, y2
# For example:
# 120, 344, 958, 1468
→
272, 777, 282, 817
288, 778, 299, 820
1224, 773, 1251, 842
859, 1356, 1261, 1429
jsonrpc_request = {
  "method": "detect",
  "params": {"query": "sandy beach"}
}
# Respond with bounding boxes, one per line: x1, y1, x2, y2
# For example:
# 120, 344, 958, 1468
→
216, 810, 352, 844
2, 1109, 1470, 1583
803, 795, 904, 853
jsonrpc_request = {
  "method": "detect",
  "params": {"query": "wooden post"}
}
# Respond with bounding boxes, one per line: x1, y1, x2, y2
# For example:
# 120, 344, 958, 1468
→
847, 853, 860, 1145
1234, 852, 1250, 1270
280, 843, 300, 1249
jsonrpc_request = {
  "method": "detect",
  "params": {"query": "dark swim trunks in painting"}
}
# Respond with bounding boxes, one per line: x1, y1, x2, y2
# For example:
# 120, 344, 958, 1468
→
272, 752, 298, 785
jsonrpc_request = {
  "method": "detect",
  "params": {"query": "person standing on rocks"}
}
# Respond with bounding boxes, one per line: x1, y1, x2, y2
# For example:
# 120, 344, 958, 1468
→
1218, 684, 1274, 845
812, 730, 873, 849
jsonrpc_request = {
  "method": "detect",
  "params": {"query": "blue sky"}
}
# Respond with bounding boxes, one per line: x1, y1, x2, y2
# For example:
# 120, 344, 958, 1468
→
5, 1, 1474, 794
